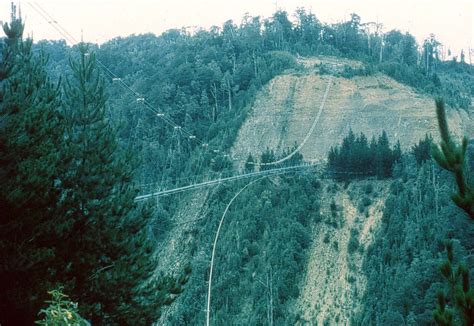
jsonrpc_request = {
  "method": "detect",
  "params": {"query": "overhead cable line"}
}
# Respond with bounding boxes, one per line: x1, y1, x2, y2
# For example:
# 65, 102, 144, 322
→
28, 2, 204, 146
135, 163, 320, 200
206, 176, 267, 326
245, 75, 333, 167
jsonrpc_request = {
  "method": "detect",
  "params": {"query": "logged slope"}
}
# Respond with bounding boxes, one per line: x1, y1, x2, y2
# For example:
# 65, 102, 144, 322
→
231, 57, 472, 166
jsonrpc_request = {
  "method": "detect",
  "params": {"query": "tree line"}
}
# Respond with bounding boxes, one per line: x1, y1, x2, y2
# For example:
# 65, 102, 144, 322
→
327, 130, 402, 179
35, 7, 474, 194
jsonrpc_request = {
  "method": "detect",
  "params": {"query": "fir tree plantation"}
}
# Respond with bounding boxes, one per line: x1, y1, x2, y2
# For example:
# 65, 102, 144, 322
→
1, 3, 473, 325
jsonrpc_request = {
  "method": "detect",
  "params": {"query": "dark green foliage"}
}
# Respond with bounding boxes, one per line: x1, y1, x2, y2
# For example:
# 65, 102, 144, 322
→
348, 229, 360, 254
58, 45, 186, 324
330, 199, 338, 213
323, 233, 331, 244
0, 6, 65, 323
358, 197, 372, 213
260, 147, 276, 170
434, 291, 454, 326
431, 98, 474, 219
35, 9, 474, 198
210, 154, 233, 174
467, 141, 474, 172
0, 7, 187, 323
40, 8, 474, 115
267, 50, 299, 72
437, 62, 474, 110
362, 196, 372, 207
91, 21, 300, 191
355, 163, 473, 325
244, 154, 255, 173
328, 130, 401, 179
377, 32, 473, 110
257, 145, 303, 171
340, 64, 374, 78
432, 97, 474, 326
382, 30, 418, 66
413, 134, 433, 165
10, 6, 474, 325
280, 143, 304, 167
364, 183, 374, 195
318, 63, 332, 75
433, 241, 474, 326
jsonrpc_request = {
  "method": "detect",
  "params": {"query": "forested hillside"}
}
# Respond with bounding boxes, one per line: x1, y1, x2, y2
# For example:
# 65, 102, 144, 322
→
355, 160, 474, 325
35, 8, 474, 190
1, 4, 473, 325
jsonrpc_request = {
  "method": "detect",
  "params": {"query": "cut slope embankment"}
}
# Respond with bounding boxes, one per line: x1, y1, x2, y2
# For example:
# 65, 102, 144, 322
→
231, 57, 472, 167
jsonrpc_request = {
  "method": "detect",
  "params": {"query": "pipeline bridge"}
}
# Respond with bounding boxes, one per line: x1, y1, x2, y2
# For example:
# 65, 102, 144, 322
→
134, 162, 322, 200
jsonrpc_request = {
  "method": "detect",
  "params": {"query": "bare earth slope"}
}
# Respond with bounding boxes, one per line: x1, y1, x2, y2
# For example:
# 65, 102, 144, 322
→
229, 56, 473, 324
294, 180, 389, 325
231, 57, 473, 167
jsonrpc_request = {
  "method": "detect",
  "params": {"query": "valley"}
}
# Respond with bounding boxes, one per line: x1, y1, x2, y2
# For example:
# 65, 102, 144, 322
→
3, 4, 474, 324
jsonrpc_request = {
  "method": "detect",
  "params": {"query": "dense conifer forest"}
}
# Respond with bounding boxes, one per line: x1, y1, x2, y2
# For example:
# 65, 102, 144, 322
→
328, 130, 402, 179
1, 3, 473, 325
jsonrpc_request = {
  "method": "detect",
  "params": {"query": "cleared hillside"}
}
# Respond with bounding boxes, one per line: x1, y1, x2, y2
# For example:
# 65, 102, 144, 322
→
231, 57, 473, 167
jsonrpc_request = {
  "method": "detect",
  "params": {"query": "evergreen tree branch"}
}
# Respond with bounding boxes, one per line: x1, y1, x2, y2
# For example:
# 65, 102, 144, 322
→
431, 98, 474, 219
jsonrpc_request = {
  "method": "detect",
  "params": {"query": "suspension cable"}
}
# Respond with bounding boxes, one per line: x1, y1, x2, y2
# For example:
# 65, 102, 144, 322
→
28, 1, 204, 146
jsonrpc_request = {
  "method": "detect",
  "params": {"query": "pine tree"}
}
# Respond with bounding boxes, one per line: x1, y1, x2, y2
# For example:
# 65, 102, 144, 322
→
58, 45, 188, 324
0, 5, 65, 323
376, 130, 393, 178
431, 98, 474, 219
433, 241, 474, 326
260, 147, 276, 170
433, 290, 454, 326
432, 98, 474, 325
327, 130, 399, 179
412, 134, 433, 165
245, 153, 255, 173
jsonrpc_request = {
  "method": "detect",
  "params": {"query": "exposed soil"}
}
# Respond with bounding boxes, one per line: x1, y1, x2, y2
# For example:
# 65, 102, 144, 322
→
231, 56, 472, 168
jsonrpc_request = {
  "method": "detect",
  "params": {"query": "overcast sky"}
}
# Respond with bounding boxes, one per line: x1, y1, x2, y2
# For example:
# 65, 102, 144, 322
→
1, 0, 473, 58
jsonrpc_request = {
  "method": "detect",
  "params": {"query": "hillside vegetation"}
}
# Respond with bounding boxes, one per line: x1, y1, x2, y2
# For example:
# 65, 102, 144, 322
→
1, 5, 473, 325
